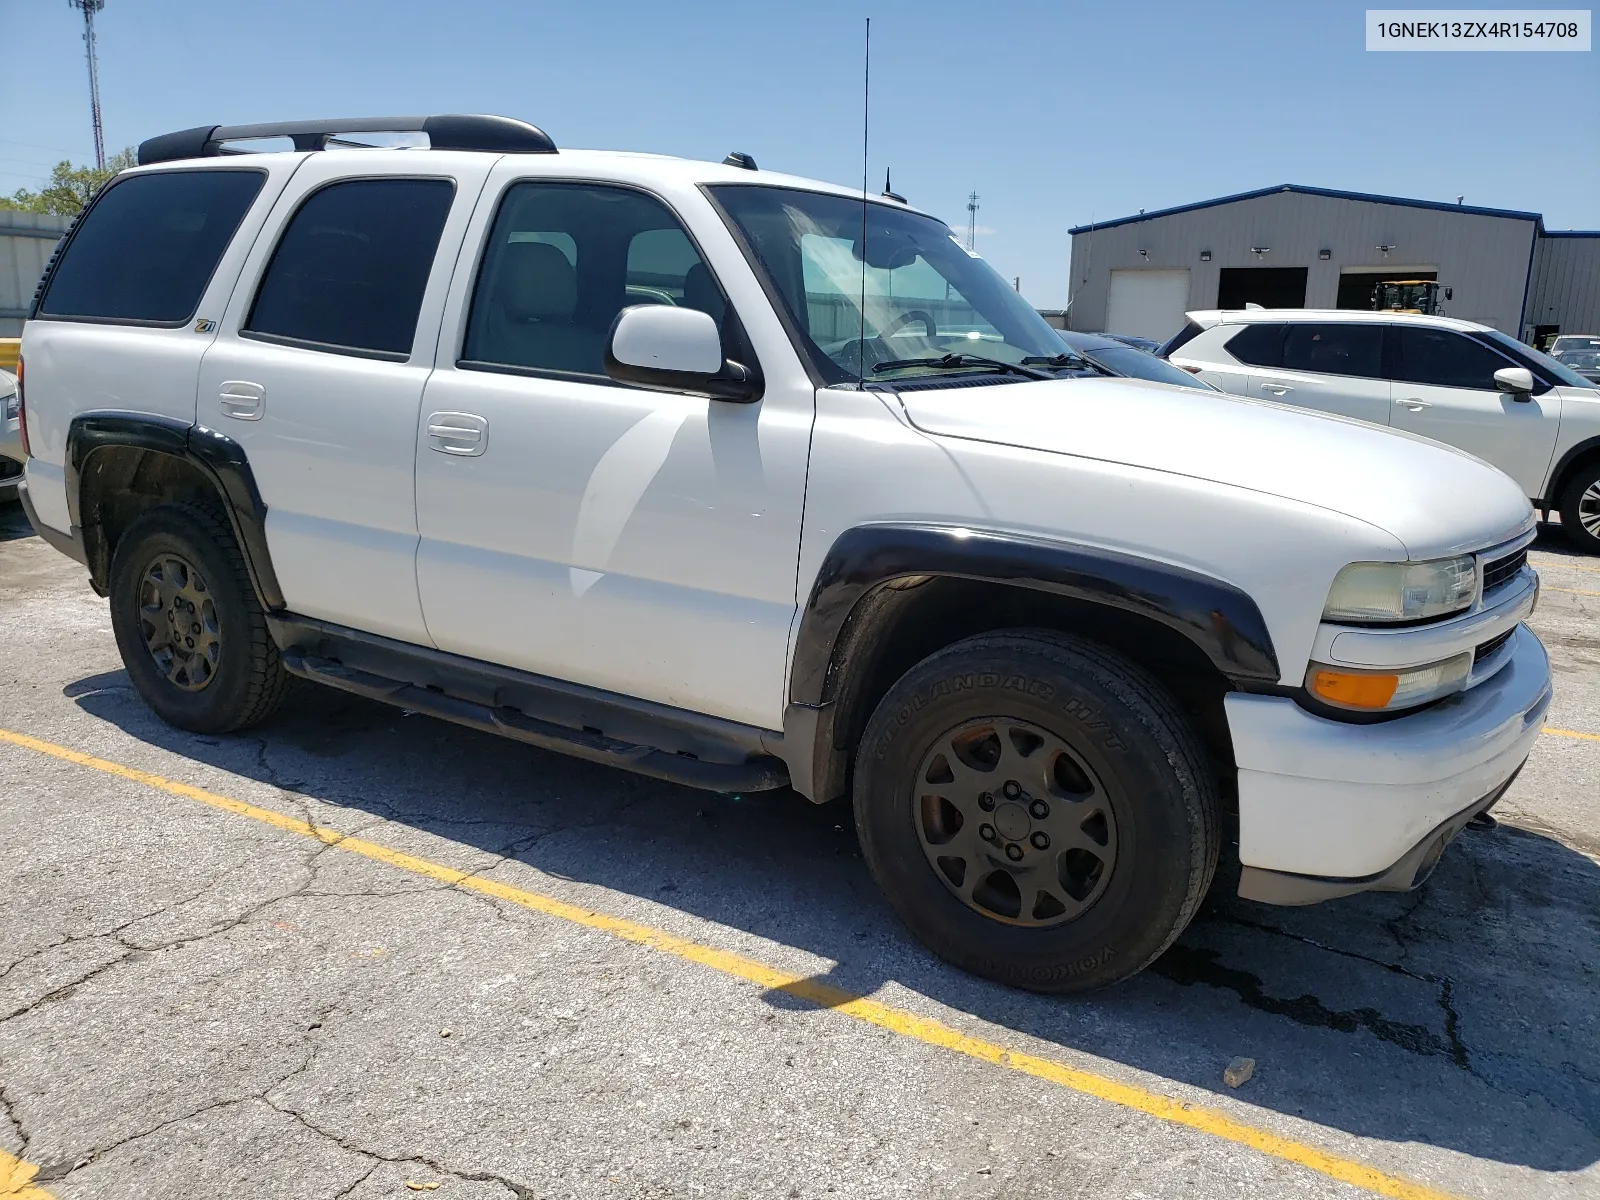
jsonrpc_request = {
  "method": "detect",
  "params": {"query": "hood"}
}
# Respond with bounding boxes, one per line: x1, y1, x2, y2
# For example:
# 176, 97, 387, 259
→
894, 375, 1533, 558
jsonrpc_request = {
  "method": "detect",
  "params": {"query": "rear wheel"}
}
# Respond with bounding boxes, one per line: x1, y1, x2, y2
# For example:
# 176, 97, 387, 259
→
1558, 462, 1600, 555
109, 503, 293, 733
853, 630, 1218, 993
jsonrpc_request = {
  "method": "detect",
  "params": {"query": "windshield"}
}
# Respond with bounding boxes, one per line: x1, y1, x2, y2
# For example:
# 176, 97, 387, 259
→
1473, 329, 1597, 389
708, 185, 1068, 384
1064, 340, 1216, 391
1557, 349, 1600, 371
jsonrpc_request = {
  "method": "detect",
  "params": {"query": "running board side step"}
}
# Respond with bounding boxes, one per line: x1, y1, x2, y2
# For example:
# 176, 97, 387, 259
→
280, 653, 788, 794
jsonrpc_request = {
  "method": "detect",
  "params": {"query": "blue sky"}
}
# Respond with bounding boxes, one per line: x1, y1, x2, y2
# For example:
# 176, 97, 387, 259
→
3, 0, 1594, 307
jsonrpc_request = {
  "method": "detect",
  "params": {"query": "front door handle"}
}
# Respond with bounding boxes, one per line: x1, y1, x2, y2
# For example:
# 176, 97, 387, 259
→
1396, 397, 1432, 412
426, 411, 488, 456
1260, 383, 1293, 396
219, 380, 264, 421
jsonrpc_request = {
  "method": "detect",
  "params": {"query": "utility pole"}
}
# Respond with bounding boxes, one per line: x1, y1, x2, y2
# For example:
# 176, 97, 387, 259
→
70, 0, 107, 170
966, 190, 979, 251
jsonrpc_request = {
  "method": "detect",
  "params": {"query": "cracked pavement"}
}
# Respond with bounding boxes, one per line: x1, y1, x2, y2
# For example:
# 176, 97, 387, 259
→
3, 501, 1600, 1199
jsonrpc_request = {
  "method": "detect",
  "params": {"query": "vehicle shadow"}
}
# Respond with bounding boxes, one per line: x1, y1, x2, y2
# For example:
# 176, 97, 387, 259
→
0, 498, 34, 541
68, 673, 1600, 1173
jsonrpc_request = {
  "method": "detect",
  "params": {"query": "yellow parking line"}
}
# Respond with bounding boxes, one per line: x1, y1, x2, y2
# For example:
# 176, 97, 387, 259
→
0, 727, 1464, 1200
1545, 727, 1600, 743
0, 1150, 55, 1200
1543, 585, 1600, 597
1529, 559, 1600, 573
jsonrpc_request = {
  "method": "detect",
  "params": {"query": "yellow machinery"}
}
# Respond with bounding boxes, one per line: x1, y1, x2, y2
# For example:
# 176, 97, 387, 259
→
1372, 280, 1449, 316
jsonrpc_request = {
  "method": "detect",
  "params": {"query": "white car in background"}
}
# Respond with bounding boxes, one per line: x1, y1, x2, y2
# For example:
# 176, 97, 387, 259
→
1166, 310, 1600, 552
0, 370, 22, 504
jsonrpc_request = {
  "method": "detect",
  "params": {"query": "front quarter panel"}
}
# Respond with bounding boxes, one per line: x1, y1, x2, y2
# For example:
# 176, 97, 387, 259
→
795, 386, 1408, 690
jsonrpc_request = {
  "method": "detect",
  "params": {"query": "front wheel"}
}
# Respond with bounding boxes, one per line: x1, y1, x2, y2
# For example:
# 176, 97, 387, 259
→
852, 630, 1219, 993
1558, 462, 1600, 555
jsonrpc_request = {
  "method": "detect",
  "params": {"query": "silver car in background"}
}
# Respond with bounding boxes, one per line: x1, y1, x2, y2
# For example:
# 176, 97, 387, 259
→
0, 370, 22, 504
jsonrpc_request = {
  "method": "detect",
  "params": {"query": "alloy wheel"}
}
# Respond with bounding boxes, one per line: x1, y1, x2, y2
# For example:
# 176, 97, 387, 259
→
1580, 480, 1600, 537
914, 717, 1119, 927
137, 553, 221, 692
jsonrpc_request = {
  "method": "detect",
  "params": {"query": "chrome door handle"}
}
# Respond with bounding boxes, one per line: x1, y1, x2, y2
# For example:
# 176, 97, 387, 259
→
426, 411, 488, 456
1261, 383, 1293, 396
1396, 398, 1432, 411
218, 380, 264, 420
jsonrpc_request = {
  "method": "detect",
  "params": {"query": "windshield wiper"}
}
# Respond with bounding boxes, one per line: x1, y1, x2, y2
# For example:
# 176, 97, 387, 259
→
1021, 352, 1112, 376
871, 353, 1055, 381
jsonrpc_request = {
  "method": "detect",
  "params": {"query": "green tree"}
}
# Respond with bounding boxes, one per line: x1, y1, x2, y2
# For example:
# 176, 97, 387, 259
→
0, 148, 137, 216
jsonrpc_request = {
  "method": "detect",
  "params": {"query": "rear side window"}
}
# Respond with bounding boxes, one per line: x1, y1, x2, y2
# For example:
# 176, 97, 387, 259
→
246, 178, 454, 360
1280, 324, 1383, 378
1156, 319, 1205, 358
1222, 322, 1285, 367
36, 169, 264, 325
1391, 327, 1512, 390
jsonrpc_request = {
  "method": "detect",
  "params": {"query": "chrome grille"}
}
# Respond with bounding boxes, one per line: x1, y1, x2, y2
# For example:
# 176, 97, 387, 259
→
1481, 548, 1527, 594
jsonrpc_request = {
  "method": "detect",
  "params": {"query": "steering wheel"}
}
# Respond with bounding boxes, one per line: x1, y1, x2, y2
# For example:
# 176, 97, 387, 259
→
879, 310, 937, 339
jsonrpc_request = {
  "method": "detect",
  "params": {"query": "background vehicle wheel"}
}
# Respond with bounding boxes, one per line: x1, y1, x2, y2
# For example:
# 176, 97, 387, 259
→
853, 630, 1219, 993
109, 503, 293, 734
1559, 463, 1600, 554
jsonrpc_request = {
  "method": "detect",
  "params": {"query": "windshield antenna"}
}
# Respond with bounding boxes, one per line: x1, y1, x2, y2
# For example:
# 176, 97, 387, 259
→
857, 16, 870, 391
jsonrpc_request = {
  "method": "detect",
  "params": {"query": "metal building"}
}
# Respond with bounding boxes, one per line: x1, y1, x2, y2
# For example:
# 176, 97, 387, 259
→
1065, 184, 1599, 345
0, 211, 73, 338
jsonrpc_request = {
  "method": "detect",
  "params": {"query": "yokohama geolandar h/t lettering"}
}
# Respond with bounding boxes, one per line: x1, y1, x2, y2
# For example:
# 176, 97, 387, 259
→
17, 115, 1553, 991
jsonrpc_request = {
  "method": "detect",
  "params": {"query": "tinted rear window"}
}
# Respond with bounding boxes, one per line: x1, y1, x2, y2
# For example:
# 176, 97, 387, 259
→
245, 178, 454, 359
1280, 323, 1383, 378
1156, 319, 1204, 358
36, 169, 264, 324
1222, 322, 1285, 367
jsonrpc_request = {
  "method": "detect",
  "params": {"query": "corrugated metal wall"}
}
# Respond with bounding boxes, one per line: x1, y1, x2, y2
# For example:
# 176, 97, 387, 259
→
0, 211, 71, 337
1528, 235, 1600, 336
1067, 189, 1539, 338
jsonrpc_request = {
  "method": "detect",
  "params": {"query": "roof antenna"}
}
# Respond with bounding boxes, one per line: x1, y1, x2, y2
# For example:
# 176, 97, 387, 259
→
882, 167, 904, 203
857, 15, 871, 392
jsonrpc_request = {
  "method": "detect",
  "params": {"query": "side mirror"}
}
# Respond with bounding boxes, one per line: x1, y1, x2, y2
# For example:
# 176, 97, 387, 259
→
604, 305, 760, 403
1494, 366, 1535, 398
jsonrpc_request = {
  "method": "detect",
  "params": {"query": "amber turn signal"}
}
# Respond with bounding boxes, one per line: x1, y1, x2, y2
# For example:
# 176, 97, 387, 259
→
1309, 668, 1399, 709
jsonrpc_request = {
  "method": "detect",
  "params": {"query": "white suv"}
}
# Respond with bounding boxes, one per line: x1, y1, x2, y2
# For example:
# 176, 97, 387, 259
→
1166, 309, 1600, 551
17, 115, 1551, 993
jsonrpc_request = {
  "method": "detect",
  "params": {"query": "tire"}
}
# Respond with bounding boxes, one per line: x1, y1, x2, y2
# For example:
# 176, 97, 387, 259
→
1558, 461, 1600, 555
108, 502, 294, 734
852, 630, 1219, 993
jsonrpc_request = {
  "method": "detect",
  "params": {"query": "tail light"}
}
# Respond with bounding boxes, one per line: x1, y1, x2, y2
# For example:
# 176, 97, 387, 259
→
15, 356, 28, 458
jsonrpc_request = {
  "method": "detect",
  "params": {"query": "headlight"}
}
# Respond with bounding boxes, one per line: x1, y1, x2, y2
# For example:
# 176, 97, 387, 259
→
1307, 652, 1472, 712
1322, 557, 1476, 624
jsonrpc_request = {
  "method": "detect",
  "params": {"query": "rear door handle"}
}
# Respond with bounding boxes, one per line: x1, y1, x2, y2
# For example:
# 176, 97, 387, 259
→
1396, 398, 1432, 411
426, 411, 488, 456
1260, 383, 1293, 396
218, 380, 265, 420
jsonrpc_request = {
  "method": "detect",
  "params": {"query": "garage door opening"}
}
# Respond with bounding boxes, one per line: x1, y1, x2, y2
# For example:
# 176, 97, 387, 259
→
1216, 267, 1307, 310
1337, 268, 1436, 311
1105, 269, 1191, 341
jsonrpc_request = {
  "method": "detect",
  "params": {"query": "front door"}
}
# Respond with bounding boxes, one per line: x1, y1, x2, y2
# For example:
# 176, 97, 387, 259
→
1385, 325, 1561, 499
413, 173, 813, 730
196, 153, 492, 643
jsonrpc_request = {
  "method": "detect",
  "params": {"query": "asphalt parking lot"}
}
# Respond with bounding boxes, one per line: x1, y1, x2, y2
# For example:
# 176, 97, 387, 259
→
2, 498, 1598, 1200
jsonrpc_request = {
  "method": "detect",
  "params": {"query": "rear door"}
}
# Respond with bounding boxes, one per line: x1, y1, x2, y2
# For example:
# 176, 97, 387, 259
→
21, 163, 290, 533
1386, 324, 1560, 498
1246, 322, 1391, 426
196, 152, 494, 643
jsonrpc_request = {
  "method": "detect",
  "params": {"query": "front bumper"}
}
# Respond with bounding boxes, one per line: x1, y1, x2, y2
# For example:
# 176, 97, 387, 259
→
1226, 624, 1551, 904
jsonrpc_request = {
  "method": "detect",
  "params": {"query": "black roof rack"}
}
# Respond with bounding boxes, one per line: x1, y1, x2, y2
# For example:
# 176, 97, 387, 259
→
137, 114, 557, 166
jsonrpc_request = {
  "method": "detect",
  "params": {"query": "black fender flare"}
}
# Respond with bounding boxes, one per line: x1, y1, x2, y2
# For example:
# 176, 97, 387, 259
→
66, 411, 283, 610
790, 523, 1280, 706
780, 524, 1280, 802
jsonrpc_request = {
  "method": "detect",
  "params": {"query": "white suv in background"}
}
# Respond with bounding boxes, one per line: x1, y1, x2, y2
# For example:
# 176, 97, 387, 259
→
16, 115, 1551, 994
1166, 310, 1600, 552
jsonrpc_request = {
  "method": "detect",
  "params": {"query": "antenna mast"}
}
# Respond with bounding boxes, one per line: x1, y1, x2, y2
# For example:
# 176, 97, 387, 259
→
70, 0, 107, 170
965, 190, 980, 251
